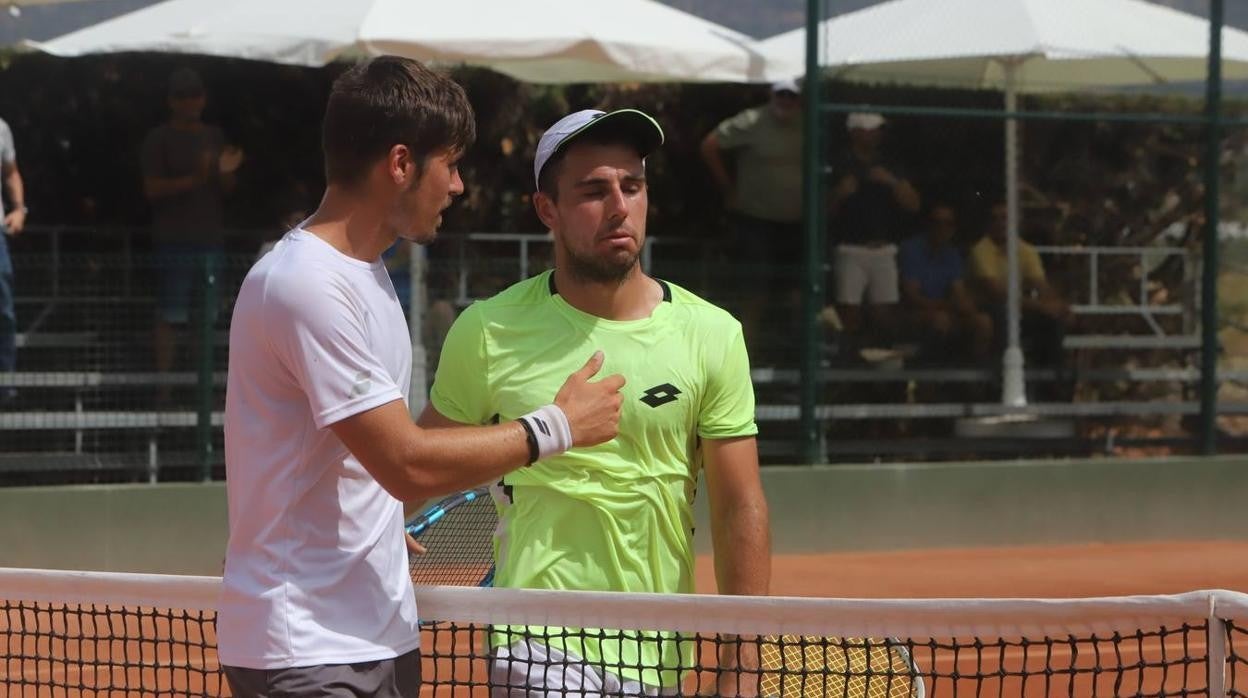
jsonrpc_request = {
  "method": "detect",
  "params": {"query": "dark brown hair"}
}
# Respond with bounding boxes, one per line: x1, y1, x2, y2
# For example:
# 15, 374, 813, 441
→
322, 56, 476, 188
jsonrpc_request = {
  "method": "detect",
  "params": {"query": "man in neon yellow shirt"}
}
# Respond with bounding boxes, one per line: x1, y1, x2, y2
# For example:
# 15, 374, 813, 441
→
419, 108, 771, 696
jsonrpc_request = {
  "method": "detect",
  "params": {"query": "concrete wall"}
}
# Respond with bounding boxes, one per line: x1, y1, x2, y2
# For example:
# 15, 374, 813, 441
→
1, 482, 228, 575
691, 455, 1248, 554
3, 456, 1246, 574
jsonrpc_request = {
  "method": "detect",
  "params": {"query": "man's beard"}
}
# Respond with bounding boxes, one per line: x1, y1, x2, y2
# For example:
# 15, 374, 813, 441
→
560, 238, 640, 285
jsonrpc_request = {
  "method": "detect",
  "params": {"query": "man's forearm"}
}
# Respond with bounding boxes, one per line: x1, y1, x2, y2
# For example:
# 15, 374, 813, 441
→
387, 422, 536, 503
903, 284, 947, 313
975, 278, 1007, 305
700, 136, 734, 198
894, 180, 920, 212
710, 490, 770, 692
710, 493, 771, 596
5, 169, 24, 211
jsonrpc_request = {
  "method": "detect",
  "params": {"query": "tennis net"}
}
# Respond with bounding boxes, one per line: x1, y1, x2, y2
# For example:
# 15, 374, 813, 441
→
3, 567, 1248, 697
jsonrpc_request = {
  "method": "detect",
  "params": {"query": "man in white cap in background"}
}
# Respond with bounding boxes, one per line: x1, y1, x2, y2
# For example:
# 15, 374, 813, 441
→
827, 111, 921, 354
422, 107, 771, 696
700, 80, 804, 365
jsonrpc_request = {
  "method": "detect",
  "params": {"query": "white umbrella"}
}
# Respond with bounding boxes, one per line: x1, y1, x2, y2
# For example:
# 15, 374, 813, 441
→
29, 0, 781, 84
762, 0, 1248, 406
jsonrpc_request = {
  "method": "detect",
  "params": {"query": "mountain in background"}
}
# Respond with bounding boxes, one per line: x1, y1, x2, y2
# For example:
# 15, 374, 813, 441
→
2, 0, 1245, 47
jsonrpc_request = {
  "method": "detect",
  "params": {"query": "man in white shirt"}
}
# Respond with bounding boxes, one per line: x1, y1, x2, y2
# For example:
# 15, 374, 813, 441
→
219, 56, 626, 698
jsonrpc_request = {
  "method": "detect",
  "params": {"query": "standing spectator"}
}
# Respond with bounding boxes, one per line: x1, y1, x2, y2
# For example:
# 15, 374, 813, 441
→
141, 67, 245, 399
897, 202, 992, 361
828, 112, 920, 350
967, 202, 1071, 372
700, 79, 803, 362
0, 116, 26, 401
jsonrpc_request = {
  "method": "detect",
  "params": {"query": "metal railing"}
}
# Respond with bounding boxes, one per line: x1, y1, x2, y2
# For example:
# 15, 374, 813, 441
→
0, 224, 1240, 477
1035, 244, 1198, 349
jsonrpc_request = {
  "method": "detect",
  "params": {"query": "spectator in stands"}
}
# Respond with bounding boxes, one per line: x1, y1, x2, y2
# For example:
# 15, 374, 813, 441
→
897, 202, 992, 361
828, 112, 921, 352
700, 79, 803, 361
967, 202, 1071, 371
141, 67, 245, 399
0, 116, 26, 402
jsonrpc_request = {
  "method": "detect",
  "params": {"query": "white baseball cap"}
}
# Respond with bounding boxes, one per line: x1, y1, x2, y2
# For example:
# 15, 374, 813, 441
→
771, 78, 801, 95
533, 108, 665, 189
846, 112, 886, 130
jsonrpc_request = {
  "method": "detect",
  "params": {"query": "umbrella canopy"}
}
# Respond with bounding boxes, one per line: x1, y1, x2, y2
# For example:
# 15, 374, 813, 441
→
760, 0, 1248, 89
29, 0, 783, 84
762, 0, 1248, 406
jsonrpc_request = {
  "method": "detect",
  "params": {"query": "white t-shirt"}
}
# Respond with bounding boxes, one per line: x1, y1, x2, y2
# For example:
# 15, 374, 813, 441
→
219, 228, 419, 669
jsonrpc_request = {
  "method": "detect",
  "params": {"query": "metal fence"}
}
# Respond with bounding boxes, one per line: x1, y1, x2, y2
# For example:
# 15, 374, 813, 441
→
4, 215, 1247, 485
1, 0, 1246, 481
789, 0, 1247, 461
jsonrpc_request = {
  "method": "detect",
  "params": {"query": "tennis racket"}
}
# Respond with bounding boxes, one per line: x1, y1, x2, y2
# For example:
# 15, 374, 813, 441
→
405, 487, 498, 587
759, 635, 925, 698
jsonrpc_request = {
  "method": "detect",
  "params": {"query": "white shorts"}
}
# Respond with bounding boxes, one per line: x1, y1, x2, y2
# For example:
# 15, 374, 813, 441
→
490, 637, 679, 697
834, 244, 900, 306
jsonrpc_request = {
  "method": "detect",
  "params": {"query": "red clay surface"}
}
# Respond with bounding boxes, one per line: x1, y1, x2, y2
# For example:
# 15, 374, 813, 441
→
698, 541, 1248, 598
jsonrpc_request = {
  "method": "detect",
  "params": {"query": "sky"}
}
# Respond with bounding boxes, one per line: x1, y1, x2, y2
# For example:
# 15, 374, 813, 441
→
3, 0, 1244, 46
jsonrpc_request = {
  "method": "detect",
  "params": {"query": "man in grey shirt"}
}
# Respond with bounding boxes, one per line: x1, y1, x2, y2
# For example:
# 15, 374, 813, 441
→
140, 67, 244, 396
0, 116, 27, 401
700, 80, 803, 363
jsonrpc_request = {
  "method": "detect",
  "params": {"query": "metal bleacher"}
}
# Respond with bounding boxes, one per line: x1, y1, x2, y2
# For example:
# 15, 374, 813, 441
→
1, 227, 1238, 479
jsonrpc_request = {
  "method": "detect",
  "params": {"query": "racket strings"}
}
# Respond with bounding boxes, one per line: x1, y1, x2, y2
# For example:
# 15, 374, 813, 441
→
408, 489, 498, 587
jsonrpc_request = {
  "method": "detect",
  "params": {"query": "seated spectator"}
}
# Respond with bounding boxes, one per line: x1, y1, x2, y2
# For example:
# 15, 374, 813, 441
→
967, 202, 1071, 372
897, 203, 992, 361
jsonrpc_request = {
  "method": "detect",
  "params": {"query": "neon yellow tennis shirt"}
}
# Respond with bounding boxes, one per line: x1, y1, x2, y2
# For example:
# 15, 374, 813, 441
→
429, 270, 757, 686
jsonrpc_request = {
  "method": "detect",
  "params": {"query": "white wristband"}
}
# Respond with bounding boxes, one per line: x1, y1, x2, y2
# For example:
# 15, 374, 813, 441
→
519, 404, 573, 461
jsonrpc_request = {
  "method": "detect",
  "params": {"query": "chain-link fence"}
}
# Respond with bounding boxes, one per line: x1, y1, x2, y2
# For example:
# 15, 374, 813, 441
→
1, 226, 245, 485
1, 0, 1245, 481
781, 0, 1248, 462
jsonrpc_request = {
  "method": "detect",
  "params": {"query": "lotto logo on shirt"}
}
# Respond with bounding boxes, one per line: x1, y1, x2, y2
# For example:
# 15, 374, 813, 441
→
640, 383, 682, 408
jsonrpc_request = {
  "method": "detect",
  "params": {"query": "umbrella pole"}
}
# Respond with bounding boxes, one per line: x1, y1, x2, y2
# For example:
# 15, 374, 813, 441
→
1002, 62, 1027, 407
